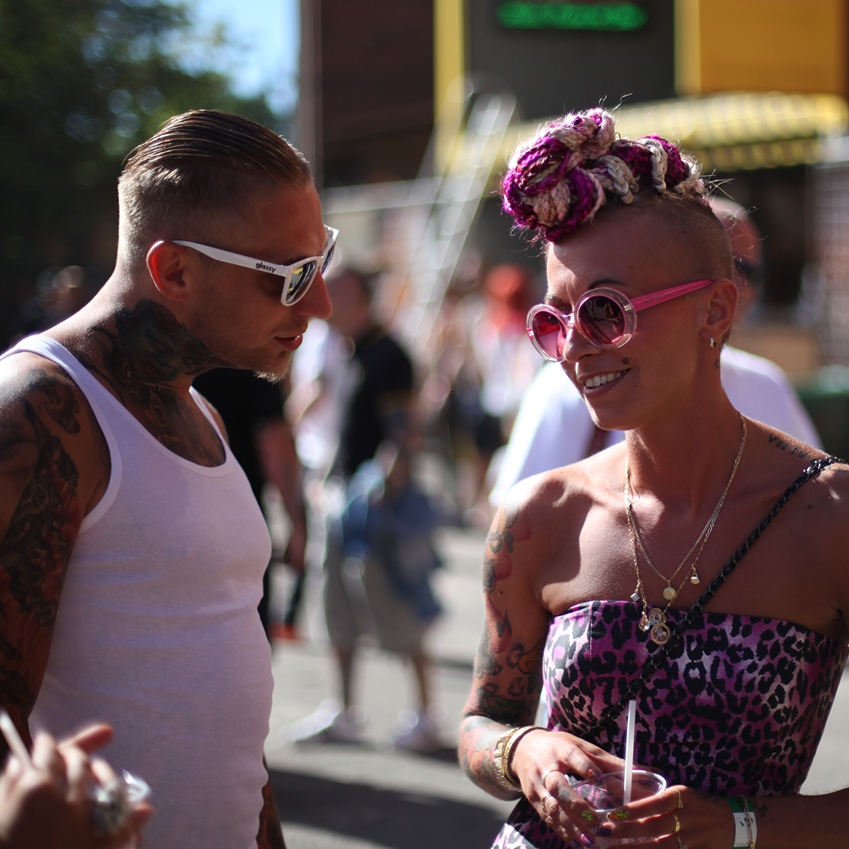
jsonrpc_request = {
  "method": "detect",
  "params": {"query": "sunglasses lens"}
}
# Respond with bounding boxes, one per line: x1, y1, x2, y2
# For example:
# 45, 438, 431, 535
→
530, 310, 567, 360
285, 261, 317, 305
578, 295, 626, 345
321, 242, 336, 274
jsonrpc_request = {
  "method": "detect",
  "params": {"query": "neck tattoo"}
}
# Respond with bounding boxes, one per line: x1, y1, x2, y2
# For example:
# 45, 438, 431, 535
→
624, 415, 747, 645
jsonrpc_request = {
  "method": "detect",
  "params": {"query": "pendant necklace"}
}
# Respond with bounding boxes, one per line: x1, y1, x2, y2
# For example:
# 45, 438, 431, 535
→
624, 416, 747, 645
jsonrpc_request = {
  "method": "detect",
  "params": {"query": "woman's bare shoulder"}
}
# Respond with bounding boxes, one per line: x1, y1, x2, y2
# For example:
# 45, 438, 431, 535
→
490, 444, 625, 557
504, 441, 624, 508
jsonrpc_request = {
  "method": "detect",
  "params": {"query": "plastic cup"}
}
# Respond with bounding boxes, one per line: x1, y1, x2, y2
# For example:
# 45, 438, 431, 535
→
572, 769, 666, 847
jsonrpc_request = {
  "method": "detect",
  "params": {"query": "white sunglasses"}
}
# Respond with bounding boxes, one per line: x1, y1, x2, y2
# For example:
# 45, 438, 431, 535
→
174, 225, 339, 306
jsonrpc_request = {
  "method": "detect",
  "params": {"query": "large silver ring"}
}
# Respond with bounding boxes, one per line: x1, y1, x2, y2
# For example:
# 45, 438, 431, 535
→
89, 770, 150, 836
90, 779, 130, 835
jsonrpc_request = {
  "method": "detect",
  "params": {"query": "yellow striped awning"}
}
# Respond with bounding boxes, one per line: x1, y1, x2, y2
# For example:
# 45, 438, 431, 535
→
500, 92, 849, 172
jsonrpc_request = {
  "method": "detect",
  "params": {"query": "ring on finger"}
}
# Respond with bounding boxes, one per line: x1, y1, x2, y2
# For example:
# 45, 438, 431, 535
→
677, 838, 687, 849
672, 814, 681, 834
676, 790, 684, 810
540, 768, 562, 789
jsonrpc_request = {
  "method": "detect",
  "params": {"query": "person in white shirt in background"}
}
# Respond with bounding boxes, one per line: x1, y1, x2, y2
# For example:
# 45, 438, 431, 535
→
490, 198, 821, 508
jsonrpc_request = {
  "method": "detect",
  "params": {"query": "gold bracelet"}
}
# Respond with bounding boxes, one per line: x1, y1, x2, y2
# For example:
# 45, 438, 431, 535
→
493, 729, 521, 793
493, 725, 545, 793
740, 797, 757, 849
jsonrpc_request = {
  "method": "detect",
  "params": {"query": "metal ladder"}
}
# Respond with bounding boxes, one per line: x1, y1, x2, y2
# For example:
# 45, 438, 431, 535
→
396, 84, 517, 357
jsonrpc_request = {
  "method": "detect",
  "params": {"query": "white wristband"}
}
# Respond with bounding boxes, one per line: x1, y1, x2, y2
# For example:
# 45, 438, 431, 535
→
732, 812, 749, 848
732, 810, 757, 848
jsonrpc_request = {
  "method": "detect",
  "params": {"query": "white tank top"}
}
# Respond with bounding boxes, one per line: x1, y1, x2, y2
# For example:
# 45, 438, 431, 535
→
1, 335, 273, 849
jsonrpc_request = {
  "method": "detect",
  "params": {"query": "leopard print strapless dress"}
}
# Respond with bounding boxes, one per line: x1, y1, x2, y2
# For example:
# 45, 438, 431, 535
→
492, 600, 848, 849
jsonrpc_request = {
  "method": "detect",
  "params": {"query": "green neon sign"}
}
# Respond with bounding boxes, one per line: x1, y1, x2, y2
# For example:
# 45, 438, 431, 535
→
497, 2, 648, 31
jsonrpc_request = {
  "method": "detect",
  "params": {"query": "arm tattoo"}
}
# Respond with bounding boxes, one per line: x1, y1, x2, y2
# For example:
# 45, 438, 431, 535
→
768, 434, 812, 459
483, 498, 530, 596
486, 502, 520, 559
473, 685, 534, 728
0, 370, 85, 741
495, 609, 512, 639
474, 629, 503, 679
509, 637, 544, 674
748, 798, 769, 819
482, 553, 496, 593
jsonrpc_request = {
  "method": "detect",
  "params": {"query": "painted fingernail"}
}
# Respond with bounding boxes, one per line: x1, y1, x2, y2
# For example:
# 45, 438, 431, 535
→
581, 810, 600, 826
609, 809, 630, 821
594, 825, 613, 837
579, 834, 597, 848
587, 768, 602, 782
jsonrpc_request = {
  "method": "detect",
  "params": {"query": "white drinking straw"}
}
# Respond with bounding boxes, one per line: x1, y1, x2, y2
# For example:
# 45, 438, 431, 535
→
623, 699, 637, 805
0, 709, 32, 768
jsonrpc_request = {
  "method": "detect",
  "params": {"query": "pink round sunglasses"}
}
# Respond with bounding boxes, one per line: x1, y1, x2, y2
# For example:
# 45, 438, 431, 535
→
526, 279, 715, 361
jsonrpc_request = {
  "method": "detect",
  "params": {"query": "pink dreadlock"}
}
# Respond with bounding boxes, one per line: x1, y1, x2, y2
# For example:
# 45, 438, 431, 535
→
501, 108, 706, 242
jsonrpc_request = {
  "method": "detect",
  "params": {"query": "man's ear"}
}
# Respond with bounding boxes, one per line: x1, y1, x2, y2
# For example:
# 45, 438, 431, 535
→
146, 241, 195, 302
699, 278, 738, 345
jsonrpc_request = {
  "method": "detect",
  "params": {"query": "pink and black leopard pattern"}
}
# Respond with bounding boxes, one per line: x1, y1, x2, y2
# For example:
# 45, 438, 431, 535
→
491, 600, 847, 849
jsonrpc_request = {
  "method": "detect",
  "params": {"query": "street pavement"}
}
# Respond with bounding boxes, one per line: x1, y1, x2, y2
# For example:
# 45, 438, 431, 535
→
264, 525, 849, 849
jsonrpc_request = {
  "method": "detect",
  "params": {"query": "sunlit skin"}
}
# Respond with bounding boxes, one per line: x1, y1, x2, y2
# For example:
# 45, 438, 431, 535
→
544, 206, 730, 435
458, 204, 849, 849
174, 183, 332, 380
0, 179, 332, 849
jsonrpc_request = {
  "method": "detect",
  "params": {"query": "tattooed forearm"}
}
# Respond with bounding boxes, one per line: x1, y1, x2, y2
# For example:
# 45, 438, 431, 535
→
472, 685, 535, 727
474, 629, 503, 679
507, 676, 528, 698
495, 609, 512, 639
509, 637, 544, 674
459, 714, 524, 798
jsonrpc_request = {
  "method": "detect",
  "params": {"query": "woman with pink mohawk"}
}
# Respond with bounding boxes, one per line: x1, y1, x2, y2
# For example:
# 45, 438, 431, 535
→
458, 108, 849, 849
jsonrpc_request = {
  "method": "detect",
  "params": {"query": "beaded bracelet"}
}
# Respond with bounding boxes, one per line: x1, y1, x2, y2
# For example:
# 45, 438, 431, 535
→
492, 725, 545, 794
728, 797, 756, 849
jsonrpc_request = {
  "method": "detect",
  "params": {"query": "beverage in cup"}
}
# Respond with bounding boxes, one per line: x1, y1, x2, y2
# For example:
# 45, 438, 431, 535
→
572, 769, 666, 848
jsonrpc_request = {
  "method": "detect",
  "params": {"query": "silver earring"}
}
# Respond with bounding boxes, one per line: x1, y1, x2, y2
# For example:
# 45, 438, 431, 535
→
709, 337, 717, 349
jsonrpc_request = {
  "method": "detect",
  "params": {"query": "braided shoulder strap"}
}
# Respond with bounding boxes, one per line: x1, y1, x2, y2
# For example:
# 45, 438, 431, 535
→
585, 455, 839, 741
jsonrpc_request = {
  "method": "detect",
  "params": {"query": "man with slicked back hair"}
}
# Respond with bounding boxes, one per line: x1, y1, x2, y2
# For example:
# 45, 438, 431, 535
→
0, 110, 334, 849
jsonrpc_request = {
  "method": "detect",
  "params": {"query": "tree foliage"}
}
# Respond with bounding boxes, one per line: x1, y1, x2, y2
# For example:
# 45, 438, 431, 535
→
0, 0, 280, 336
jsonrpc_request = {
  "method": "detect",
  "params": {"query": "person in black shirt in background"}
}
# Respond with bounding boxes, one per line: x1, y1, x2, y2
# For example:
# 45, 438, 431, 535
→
193, 368, 307, 638
291, 267, 445, 753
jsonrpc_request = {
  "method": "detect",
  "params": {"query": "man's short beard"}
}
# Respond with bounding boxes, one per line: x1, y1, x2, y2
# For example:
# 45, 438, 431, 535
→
254, 369, 287, 384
